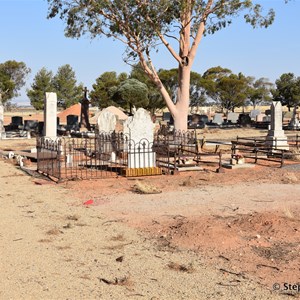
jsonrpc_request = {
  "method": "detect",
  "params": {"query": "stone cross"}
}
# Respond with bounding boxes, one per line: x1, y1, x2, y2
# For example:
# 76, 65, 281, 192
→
43, 92, 57, 139
80, 87, 91, 131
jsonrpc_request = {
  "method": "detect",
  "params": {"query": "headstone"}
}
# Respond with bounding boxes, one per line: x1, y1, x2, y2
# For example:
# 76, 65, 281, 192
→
123, 108, 156, 168
289, 106, 300, 129
97, 109, 116, 133
213, 113, 223, 125
96, 109, 117, 162
238, 114, 251, 127
227, 112, 239, 124
266, 101, 289, 149
67, 115, 79, 126
250, 109, 261, 120
188, 114, 205, 128
256, 113, 266, 122
265, 109, 271, 116
262, 115, 271, 122
24, 120, 39, 131
199, 114, 209, 124
163, 112, 171, 122
0, 98, 5, 139
44, 92, 57, 138
11, 116, 23, 127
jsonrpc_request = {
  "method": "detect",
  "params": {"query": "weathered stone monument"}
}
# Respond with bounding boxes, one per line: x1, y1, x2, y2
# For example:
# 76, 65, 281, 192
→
123, 108, 155, 168
97, 109, 117, 133
44, 92, 57, 139
289, 106, 300, 129
266, 101, 289, 149
227, 112, 239, 124
0, 96, 5, 139
213, 113, 223, 125
250, 109, 261, 120
96, 109, 118, 162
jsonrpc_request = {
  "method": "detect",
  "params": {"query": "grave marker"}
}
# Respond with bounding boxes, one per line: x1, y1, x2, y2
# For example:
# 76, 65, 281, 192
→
266, 101, 289, 149
123, 108, 155, 168
44, 92, 57, 138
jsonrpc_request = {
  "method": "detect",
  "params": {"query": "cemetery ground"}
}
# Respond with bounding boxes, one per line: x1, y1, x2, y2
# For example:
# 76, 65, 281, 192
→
1, 128, 300, 299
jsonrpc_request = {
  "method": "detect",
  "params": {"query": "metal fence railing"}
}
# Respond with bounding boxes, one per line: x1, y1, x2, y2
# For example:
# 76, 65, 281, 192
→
36, 130, 223, 180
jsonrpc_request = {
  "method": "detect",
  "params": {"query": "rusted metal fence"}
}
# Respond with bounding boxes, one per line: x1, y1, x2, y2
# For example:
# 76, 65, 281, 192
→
37, 133, 157, 181
231, 135, 300, 167
37, 130, 223, 181
154, 129, 223, 174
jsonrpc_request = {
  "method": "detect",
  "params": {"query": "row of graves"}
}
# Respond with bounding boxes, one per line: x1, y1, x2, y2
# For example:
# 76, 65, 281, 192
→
36, 93, 226, 181
163, 108, 300, 130
2, 94, 300, 181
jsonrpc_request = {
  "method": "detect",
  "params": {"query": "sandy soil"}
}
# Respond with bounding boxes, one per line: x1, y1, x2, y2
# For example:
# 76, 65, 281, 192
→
1, 129, 300, 299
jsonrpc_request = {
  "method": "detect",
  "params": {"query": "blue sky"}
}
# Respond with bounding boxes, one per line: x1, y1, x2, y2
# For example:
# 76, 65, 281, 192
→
1, 0, 300, 105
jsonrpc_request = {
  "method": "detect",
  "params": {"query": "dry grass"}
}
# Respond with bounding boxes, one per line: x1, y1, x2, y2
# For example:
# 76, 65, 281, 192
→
283, 206, 294, 219
57, 245, 72, 250
66, 214, 80, 221
281, 172, 298, 184
99, 276, 133, 287
285, 148, 300, 161
110, 234, 125, 242
38, 238, 52, 243
167, 262, 195, 273
132, 180, 162, 194
46, 228, 63, 235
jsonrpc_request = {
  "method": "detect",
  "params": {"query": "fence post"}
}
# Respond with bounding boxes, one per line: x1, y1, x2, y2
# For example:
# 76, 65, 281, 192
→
216, 150, 224, 173
254, 147, 258, 164
57, 139, 62, 181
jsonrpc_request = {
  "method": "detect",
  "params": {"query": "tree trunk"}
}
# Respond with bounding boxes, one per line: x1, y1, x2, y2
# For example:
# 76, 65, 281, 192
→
173, 65, 191, 132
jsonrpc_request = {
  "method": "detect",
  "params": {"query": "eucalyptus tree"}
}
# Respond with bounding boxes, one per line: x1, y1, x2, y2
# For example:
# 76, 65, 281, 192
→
203, 66, 249, 112
27, 67, 54, 110
247, 77, 273, 109
272, 73, 300, 111
47, 0, 284, 130
0, 60, 30, 104
130, 64, 165, 114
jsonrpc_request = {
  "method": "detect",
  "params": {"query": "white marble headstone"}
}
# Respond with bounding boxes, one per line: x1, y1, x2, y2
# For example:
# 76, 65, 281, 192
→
97, 109, 116, 133
44, 92, 57, 139
123, 108, 155, 168
266, 101, 289, 149
213, 113, 223, 125
123, 108, 155, 145
227, 112, 239, 124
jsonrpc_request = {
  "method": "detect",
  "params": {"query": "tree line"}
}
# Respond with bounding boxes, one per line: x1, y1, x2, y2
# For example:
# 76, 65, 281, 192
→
1, 59, 300, 115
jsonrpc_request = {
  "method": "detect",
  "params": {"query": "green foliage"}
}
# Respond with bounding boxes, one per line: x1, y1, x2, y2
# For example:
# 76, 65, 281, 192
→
130, 64, 165, 113
27, 68, 54, 110
0, 60, 30, 104
47, 0, 276, 64
203, 67, 249, 112
247, 77, 273, 108
158, 68, 207, 107
89, 71, 127, 108
47, 0, 284, 129
52, 64, 83, 108
111, 78, 149, 113
272, 73, 300, 110
27, 65, 83, 109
